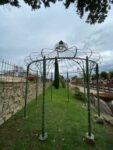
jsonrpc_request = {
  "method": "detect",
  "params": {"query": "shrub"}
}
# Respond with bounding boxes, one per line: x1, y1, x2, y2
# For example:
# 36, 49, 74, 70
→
74, 88, 85, 102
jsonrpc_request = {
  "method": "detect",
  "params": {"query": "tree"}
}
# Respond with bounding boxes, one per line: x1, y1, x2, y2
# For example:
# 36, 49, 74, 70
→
100, 71, 108, 79
109, 71, 113, 78
53, 57, 59, 89
0, 0, 19, 7
0, 0, 113, 24
71, 75, 77, 80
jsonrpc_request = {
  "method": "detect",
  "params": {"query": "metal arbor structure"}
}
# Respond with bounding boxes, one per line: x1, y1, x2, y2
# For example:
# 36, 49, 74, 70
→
24, 41, 101, 141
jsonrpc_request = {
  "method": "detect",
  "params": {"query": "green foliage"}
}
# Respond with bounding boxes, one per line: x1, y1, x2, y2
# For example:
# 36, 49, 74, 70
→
99, 70, 113, 79
53, 57, 59, 89
109, 71, 113, 78
0, 0, 113, 24
0, 0, 20, 7
74, 87, 85, 102
100, 71, 108, 79
71, 75, 77, 80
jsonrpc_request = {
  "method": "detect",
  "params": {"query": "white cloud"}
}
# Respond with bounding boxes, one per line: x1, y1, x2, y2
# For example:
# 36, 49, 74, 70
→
0, 2, 113, 71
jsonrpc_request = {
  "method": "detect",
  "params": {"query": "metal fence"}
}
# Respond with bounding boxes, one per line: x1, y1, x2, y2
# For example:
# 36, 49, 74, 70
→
0, 59, 26, 83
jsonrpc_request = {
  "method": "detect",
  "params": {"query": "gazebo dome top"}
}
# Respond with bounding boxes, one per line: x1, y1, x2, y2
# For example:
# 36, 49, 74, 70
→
54, 40, 68, 52
59, 40, 64, 45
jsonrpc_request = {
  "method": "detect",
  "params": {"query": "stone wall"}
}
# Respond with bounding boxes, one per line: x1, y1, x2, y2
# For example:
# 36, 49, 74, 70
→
0, 81, 50, 125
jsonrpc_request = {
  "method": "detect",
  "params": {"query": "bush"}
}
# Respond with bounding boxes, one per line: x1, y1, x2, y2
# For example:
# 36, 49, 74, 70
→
74, 88, 85, 102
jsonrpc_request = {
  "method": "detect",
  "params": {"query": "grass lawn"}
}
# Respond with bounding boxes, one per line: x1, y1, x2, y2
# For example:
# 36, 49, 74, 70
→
0, 87, 113, 150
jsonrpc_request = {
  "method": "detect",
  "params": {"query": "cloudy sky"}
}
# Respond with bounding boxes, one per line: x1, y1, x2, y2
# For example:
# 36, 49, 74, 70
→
0, 1, 113, 72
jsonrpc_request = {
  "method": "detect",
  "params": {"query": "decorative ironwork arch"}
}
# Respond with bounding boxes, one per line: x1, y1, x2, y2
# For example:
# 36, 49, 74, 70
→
24, 41, 101, 141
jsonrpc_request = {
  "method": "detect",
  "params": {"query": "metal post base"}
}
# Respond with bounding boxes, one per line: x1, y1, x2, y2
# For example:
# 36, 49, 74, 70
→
82, 104, 87, 109
39, 132, 48, 141
84, 132, 95, 145
23, 116, 28, 119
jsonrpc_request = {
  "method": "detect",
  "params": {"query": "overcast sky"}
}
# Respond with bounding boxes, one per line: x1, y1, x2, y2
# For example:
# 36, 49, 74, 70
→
0, 1, 113, 72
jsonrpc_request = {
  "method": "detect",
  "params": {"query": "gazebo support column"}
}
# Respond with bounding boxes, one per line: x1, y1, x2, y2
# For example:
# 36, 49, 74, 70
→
51, 72, 53, 101
95, 63, 104, 124
35, 71, 38, 105
24, 64, 29, 118
96, 64, 100, 117
67, 72, 69, 102
39, 56, 48, 141
83, 72, 86, 104
84, 56, 95, 143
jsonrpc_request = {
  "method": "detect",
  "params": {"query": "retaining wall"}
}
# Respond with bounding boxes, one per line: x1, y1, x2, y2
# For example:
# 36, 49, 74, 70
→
0, 81, 50, 125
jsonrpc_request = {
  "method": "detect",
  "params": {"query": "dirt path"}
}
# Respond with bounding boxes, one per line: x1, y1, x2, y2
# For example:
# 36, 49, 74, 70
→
69, 84, 103, 95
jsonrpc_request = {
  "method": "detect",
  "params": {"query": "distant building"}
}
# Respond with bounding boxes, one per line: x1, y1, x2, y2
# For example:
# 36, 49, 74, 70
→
1, 66, 27, 77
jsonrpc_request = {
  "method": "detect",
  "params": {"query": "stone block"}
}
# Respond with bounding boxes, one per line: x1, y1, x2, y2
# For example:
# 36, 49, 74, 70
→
8, 100, 14, 106
2, 102, 9, 112
0, 101, 3, 112
10, 108, 14, 114
4, 114, 11, 121
0, 82, 49, 126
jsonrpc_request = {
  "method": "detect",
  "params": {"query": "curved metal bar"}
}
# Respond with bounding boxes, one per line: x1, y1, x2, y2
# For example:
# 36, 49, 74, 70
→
72, 59, 87, 103
72, 59, 85, 72
67, 46, 78, 58
41, 48, 54, 58
27, 56, 97, 68
88, 49, 93, 59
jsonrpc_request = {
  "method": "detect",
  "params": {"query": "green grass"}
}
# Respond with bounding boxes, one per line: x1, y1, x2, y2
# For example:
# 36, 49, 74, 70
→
0, 87, 113, 150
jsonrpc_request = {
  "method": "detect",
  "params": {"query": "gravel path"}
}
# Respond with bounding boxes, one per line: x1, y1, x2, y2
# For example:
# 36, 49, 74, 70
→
69, 84, 103, 95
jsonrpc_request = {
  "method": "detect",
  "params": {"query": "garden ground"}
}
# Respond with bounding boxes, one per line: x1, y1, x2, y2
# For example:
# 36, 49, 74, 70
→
0, 87, 113, 150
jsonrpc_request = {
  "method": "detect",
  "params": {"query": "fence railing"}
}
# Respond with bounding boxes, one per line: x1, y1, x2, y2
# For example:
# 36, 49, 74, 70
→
0, 59, 26, 82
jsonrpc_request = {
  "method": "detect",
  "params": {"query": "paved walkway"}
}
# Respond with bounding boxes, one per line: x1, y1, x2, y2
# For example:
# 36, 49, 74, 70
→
69, 84, 102, 94
77, 86, 98, 94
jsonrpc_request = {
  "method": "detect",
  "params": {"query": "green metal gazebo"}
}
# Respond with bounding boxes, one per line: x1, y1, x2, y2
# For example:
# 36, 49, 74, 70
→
24, 41, 101, 142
